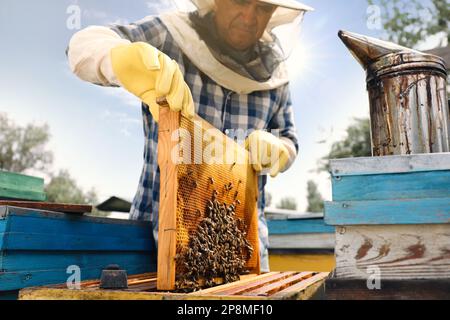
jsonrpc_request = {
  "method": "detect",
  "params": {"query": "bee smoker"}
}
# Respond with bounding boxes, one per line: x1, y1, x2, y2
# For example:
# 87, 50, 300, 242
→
339, 30, 450, 156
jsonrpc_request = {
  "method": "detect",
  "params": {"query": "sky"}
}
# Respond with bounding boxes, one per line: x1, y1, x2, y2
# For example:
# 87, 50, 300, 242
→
0, 0, 440, 212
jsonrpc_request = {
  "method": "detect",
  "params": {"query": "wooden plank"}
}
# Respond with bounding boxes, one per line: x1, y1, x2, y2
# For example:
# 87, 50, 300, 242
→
269, 253, 335, 273
50, 272, 158, 289
325, 197, 450, 226
2, 206, 149, 226
0, 171, 44, 192
0, 201, 92, 214
271, 272, 329, 299
7, 214, 151, 239
215, 272, 297, 296
325, 278, 450, 300
19, 288, 167, 300
334, 224, 450, 280
1, 232, 153, 251
329, 153, 450, 177
157, 106, 180, 291
0, 264, 154, 291
267, 219, 335, 235
269, 233, 335, 250
1, 251, 153, 271
332, 170, 450, 201
0, 189, 46, 202
243, 272, 314, 296
18, 272, 328, 300
188, 273, 275, 296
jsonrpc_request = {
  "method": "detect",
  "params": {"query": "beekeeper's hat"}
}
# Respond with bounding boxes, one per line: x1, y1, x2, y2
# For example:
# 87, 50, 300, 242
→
189, 0, 314, 32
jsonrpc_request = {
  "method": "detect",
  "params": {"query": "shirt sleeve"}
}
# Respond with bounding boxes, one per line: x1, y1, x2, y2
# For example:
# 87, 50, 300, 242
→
67, 16, 168, 87
268, 84, 299, 172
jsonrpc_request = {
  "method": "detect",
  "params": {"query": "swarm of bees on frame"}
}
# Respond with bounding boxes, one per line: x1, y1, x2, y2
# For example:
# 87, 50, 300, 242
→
174, 177, 254, 293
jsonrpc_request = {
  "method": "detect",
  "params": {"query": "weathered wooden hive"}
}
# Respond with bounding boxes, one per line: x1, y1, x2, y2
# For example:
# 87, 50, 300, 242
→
325, 154, 450, 280
324, 31, 450, 299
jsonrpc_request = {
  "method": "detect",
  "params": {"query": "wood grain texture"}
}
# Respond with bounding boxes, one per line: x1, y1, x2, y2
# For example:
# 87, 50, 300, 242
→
271, 272, 329, 299
332, 170, 450, 201
18, 272, 330, 300
243, 272, 314, 296
325, 197, 450, 226
268, 233, 335, 250
334, 225, 450, 280
267, 218, 335, 235
0, 265, 154, 292
0, 171, 46, 201
0, 251, 153, 271
0, 202, 92, 214
329, 153, 450, 176
157, 106, 180, 290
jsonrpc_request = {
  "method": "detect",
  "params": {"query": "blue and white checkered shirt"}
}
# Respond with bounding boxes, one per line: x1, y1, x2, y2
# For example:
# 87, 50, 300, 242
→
110, 16, 299, 272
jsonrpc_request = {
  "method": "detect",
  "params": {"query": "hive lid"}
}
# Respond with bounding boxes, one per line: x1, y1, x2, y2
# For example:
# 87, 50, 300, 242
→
338, 30, 447, 76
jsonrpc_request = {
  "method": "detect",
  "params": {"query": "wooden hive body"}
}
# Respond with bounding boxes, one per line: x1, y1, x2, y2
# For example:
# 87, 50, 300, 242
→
324, 153, 450, 281
157, 105, 260, 290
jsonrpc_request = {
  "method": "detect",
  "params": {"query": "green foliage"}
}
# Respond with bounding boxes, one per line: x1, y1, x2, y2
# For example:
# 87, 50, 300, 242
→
0, 113, 53, 173
276, 197, 298, 211
368, 0, 449, 48
319, 118, 372, 172
45, 170, 109, 217
306, 180, 324, 213
0, 113, 108, 217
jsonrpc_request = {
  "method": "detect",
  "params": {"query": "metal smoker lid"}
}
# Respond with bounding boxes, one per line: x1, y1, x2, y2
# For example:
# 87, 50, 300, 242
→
338, 30, 448, 80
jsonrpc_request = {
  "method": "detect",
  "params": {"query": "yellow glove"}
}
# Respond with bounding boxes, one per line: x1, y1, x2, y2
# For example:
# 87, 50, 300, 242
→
245, 130, 290, 178
110, 42, 195, 122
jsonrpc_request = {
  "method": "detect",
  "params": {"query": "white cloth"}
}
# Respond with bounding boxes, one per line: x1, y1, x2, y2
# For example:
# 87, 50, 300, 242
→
68, 26, 130, 86
160, 12, 291, 94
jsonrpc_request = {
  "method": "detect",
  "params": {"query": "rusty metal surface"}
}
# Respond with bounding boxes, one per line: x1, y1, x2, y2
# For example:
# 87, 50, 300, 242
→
339, 30, 450, 156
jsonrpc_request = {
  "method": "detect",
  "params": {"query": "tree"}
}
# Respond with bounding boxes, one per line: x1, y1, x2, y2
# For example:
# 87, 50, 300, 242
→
306, 180, 324, 213
319, 118, 372, 172
368, 0, 449, 48
0, 113, 53, 173
45, 170, 109, 217
276, 197, 298, 211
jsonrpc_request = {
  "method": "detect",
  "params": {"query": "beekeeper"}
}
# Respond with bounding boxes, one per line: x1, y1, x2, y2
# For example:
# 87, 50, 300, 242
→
67, 0, 312, 272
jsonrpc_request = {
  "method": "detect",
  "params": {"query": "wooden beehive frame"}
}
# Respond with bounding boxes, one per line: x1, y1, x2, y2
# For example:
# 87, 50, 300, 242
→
157, 103, 260, 291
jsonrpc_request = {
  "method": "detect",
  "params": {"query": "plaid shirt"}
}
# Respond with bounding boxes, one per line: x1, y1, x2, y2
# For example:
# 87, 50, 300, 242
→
110, 16, 299, 272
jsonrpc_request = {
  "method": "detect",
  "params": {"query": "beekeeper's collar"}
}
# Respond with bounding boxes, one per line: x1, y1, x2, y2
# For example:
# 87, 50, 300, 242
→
160, 0, 313, 94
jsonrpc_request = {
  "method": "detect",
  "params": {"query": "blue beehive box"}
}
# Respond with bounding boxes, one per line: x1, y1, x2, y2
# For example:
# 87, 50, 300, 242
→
0, 206, 156, 299
324, 153, 450, 280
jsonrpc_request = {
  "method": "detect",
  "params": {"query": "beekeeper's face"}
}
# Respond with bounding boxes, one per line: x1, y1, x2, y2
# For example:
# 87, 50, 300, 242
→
215, 0, 277, 51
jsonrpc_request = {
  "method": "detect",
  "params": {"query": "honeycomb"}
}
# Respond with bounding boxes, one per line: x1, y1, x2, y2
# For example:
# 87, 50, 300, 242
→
175, 115, 260, 272
157, 104, 260, 290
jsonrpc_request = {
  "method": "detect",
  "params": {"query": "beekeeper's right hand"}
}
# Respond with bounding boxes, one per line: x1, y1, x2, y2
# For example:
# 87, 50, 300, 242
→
110, 42, 195, 122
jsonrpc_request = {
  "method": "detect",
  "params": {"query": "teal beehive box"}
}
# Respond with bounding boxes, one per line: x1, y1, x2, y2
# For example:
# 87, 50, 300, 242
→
0, 171, 46, 201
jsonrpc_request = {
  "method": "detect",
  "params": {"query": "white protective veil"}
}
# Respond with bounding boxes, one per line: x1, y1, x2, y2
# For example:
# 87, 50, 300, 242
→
161, 0, 313, 94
